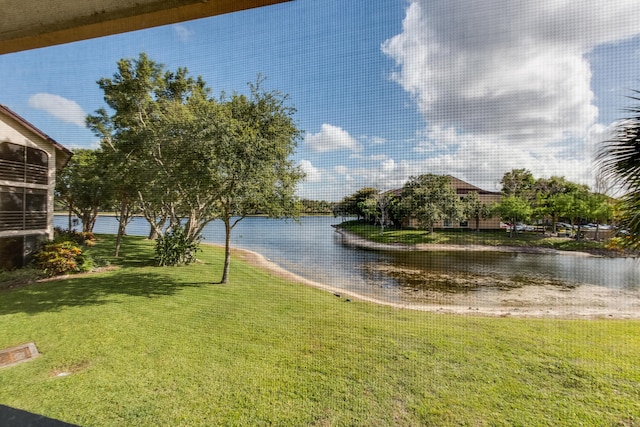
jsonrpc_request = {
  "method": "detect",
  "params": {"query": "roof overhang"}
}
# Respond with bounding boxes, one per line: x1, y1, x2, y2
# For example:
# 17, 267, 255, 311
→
0, 104, 73, 167
0, 0, 291, 55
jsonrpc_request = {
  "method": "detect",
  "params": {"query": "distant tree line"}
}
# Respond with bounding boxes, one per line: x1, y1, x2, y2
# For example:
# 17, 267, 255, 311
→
300, 199, 334, 214
333, 170, 615, 239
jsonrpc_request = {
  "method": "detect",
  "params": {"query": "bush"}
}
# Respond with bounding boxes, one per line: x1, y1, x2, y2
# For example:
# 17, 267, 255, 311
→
53, 227, 97, 246
605, 237, 626, 253
154, 225, 200, 266
34, 241, 90, 277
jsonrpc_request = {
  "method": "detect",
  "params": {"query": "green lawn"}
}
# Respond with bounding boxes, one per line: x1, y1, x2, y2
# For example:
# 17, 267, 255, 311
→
1, 236, 639, 426
340, 220, 613, 253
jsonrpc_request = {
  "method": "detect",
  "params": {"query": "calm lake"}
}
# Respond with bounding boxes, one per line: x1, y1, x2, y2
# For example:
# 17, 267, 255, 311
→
55, 215, 640, 307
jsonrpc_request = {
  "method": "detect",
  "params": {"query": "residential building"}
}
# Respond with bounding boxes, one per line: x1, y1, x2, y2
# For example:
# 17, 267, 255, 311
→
392, 175, 502, 230
0, 105, 72, 269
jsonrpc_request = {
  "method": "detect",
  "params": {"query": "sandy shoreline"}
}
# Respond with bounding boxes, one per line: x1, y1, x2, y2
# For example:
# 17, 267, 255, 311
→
225, 242, 640, 320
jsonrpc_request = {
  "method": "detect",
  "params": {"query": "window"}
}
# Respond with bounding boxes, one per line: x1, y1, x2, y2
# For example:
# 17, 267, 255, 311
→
0, 141, 48, 185
0, 187, 47, 232
0, 142, 49, 233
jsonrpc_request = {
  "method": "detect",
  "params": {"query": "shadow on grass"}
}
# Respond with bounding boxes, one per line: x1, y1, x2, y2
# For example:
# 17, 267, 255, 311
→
0, 269, 210, 316
0, 405, 79, 427
87, 234, 157, 268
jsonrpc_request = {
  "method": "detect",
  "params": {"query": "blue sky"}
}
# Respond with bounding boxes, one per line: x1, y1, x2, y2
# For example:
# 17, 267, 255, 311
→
2, 0, 640, 200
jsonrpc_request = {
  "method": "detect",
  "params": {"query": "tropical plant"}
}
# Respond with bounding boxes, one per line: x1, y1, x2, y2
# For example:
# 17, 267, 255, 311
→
34, 241, 90, 277
154, 224, 200, 267
598, 91, 640, 249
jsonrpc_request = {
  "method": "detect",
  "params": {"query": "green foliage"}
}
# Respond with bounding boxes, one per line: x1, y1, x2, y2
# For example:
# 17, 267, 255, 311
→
493, 195, 532, 237
401, 174, 462, 233
500, 168, 535, 198
34, 241, 90, 277
55, 149, 111, 233
154, 225, 201, 266
597, 91, 640, 249
53, 227, 96, 246
300, 199, 334, 214
333, 187, 380, 219
89, 55, 303, 281
462, 191, 493, 231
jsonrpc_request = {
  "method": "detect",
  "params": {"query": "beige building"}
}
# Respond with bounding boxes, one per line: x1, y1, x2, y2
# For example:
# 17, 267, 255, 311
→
0, 105, 72, 269
395, 176, 502, 230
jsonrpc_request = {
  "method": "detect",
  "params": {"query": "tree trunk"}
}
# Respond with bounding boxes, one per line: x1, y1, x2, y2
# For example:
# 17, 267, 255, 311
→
81, 211, 97, 233
68, 205, 73, 230
220, 218, 232, 284
114, 199, 129, 257
148, 226, 159, 240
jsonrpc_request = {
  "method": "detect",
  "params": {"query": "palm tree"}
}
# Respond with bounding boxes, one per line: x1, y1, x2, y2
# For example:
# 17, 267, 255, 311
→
597, 91, 640, 249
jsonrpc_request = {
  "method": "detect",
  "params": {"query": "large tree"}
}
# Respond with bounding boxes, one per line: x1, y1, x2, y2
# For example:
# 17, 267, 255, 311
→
495, 195, 531, 237
333, 187, 379, 220
86, 53, 165, 255
500, 168, 535, 199
598, 91, 640, 249
533, 176, 580, 233
201, 80, 304, 283
462, 191, 492, 232
55, 148, 111, 233
87, 54, 214, 255
88, 54, 304, 277
401, 174, 461, 234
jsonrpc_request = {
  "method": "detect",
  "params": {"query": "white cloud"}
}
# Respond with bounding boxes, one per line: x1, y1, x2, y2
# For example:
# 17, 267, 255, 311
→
379, 0, 640, 190
28, 93, 86, 127
173, 24, 194, 43
363, 135, 387, 145
381, 158, 396, 172
306, 124, 362, 152
299, 159, 321, 182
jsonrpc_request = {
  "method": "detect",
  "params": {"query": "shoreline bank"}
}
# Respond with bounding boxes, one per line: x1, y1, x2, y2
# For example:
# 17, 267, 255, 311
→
332, 226, 606, 257
221, 244, 640, 320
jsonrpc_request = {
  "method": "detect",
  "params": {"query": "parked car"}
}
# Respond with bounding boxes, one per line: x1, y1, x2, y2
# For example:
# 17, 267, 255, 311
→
504, 223, 534, 232
555, 222, 574, 229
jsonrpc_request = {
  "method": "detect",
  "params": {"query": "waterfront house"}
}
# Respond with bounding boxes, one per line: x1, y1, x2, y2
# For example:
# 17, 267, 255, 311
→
0, 105, 72, 269
391, 175, 502, 230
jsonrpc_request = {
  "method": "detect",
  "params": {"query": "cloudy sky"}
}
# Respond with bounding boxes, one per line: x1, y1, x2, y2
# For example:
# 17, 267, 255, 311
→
2, 0, 640, 200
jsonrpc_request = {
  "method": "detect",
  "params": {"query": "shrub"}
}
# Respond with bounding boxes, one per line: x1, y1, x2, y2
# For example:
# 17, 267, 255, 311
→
605, 237, 626, 253
154, 225, 200, 266
53, 227, 97, 246
34, 241, 90, 277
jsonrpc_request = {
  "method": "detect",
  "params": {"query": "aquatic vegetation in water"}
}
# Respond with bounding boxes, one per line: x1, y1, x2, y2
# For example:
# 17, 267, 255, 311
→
362, 263, 576, 294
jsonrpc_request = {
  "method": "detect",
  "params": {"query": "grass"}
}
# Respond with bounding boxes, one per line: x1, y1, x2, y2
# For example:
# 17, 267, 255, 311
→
340, 220, 613, 253
0, 235, 639, 426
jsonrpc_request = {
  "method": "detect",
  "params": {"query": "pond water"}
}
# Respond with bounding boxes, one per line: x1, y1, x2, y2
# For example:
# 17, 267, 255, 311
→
55, 215, 640, 309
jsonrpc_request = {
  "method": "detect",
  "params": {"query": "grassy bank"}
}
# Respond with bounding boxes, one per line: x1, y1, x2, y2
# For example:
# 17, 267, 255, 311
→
339, 220, 616, 253
1, 236, 639, 425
